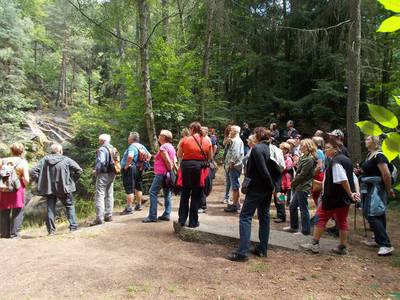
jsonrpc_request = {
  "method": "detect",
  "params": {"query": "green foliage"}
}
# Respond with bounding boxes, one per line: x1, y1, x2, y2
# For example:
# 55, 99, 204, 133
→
377, 0, 400, 32
356, 121, 383, 136
368, 104, 398, 128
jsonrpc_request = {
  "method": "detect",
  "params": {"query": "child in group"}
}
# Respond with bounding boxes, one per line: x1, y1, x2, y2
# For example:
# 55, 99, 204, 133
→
279, 142, 293, 209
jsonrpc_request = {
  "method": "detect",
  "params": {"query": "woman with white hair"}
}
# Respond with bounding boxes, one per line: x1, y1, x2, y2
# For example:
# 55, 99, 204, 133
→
359, 135, 395, 256
143, 130, 177, 222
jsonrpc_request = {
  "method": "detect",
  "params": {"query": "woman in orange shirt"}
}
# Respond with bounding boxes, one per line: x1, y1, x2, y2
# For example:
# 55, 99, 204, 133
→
177, 122, 213, 228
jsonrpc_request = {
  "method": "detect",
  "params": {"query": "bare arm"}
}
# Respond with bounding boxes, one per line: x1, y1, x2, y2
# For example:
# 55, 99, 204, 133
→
377, 163, 394, 196
177, 140, 184, 160
125, 154, 134, 170
161, 150, 173, 171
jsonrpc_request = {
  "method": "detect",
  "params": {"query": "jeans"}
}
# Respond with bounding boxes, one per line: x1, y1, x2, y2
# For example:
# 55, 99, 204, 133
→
148, 174, 172, 220
367, 214, 391, 247
46, 193, 78, 233
237, 189, 272, 256
0, 208, 24, 238
289, 191, 311, 235
224, 170, 231, 200
95, 172, 115, 221
178, 186, 203, 227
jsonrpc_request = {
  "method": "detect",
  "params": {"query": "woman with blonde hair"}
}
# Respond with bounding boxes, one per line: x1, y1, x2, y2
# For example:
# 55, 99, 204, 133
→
359, 135, 395, 256
284, 139, 317, 236
0, 143, 30, 238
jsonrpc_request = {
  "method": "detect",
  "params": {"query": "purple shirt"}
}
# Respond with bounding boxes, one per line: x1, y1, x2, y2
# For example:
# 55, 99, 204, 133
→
154, 143, 176, 175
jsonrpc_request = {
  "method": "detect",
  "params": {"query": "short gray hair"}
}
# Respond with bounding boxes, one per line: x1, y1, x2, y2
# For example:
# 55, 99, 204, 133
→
50, 143, 63, 154
99, 134, 111, 143
231, 125, 241, 134
129, 132, 140, 142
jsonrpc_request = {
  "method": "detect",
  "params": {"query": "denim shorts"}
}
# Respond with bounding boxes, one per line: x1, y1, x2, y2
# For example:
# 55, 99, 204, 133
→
229, 168, 241, 191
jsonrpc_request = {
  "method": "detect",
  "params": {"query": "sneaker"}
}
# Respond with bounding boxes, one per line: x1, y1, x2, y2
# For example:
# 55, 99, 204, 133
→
142, 217, 157, 223
378, 246, 394, 256
300, 242, 320, 254
104, 216, 113, 222
198, 208, 206, 214
273, 218, 285, 223
89, 219, 104, 227
283, 226, 297, 233
224, 204, 238, 213
293, 232, 305, 236
134, 203, 142, 211
362, 239, 378, 247
120, 207, 133, 215
331, 245, 348, 255
250, 246, 266, 257
188, 222, 200, 228
226, 252, 249, 262
157, 215, 170, 221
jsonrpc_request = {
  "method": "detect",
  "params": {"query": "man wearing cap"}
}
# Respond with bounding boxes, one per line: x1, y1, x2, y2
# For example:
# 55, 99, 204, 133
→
328, 129, 350, 158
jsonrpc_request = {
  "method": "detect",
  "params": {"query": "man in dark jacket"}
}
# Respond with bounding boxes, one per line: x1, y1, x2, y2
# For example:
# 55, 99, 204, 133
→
227, 127, 275, 262
31, 143, 82, 235
300, 142, 359, 255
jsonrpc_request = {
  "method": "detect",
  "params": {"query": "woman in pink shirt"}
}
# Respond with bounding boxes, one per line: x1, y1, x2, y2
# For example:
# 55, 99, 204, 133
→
0, 143, 30, 238
143, 130, 176, 223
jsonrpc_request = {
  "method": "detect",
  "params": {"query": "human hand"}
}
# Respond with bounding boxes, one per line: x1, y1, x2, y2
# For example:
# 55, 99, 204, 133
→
92, 169, 96, 176
351, 192, 361, 203
389, 189, 396, 198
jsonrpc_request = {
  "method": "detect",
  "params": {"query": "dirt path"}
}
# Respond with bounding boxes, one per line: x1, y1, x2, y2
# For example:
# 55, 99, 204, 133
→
1, 174, 400, 299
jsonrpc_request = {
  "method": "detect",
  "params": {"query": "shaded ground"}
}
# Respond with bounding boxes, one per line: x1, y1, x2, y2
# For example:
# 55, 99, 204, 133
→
1, 170, 400, 299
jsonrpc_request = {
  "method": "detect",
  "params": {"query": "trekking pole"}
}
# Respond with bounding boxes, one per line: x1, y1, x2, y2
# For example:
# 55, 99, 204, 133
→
353, 204, 357, 231
363, 216, 368, 238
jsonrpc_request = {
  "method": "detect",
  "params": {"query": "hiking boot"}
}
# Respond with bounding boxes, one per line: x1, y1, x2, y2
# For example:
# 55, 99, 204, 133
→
89, 219, 104, 227
104, 216, 113, 222
226, 252, 249, 262
300, 242, 320, 254
283, 226, 297, 233
134, 203, 142, 211
362, 239, 378, 247
331, 245, 348, 255
378, 246, 394, 256
188, 222, 200, 228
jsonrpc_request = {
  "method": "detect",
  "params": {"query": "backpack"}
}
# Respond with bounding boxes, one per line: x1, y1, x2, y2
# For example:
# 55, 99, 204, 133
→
105, 146, 121, 175
133, 143, 151, 172
0, 160, 22, 192
269, 144, 286, 173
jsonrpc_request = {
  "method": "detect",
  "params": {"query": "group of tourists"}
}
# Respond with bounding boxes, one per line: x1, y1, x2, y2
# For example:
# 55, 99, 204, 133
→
0, 119, 396, 263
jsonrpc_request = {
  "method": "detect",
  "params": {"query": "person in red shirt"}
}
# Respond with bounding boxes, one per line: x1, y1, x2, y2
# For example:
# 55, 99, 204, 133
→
177, 122, 213, 228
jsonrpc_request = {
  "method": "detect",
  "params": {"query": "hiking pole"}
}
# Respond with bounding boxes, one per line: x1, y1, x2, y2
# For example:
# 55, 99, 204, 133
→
353, 204, 357, 231
363, 216, 368, 238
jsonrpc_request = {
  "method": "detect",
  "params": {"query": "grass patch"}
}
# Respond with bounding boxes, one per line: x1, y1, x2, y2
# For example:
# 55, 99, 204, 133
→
391, 256, 400, 268
248, 261, 268, 273
167, 284, 179, 293
389, 291, 400, 300
127, 284, 139, 298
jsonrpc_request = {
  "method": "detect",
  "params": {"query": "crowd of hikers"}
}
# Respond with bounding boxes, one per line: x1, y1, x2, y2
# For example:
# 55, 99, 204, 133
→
0, 120, 396, 262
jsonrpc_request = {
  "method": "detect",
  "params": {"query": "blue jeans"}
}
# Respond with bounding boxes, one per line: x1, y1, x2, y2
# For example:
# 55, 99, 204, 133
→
148, 174, 172, 220
289, 191, 311, 235
237, 189, 272, 256
46, 193, 78, 233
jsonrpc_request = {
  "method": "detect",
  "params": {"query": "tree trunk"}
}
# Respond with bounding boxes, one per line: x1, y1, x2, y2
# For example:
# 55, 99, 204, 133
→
199, 0, 216, 123
116, 18, 126, 101
346, 0, 362, 162
137, 0, 157, 151
380, 37, 392, 107
161, 0, 169, 42
176, 0, 185, 42
69, 57, 76, 105
57, 27, 69, 107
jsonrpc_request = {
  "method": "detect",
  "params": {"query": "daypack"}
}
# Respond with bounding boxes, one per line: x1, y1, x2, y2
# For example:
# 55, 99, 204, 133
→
105, 146, 121, 174
269, 144, 286, 173
132, 143, 151, 172
0, 160, 22, 192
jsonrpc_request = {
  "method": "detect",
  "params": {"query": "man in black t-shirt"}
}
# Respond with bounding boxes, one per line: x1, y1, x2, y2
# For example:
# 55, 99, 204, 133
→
240, 122, 251, 156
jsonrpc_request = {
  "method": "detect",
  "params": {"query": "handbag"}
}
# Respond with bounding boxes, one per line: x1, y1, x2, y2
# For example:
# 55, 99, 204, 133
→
192, 136, 213, 196
241, 177, 252, 194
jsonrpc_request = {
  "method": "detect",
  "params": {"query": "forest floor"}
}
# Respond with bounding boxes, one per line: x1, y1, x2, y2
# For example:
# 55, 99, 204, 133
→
1, 171, 400, 299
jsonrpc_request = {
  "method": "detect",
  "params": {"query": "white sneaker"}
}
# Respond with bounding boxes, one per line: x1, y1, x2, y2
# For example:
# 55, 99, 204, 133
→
300, 242, 320, 254
293, 232, 304, 236
362, 239, 378, 247
378, 246, 394, 256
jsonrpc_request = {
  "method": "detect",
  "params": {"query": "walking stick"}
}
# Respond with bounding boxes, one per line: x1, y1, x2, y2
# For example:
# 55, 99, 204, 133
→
363, 215, 368, 238
353, 204, 357, 231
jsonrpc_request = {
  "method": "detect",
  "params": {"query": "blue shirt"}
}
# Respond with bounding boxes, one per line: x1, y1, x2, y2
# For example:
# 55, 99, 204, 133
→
121, 144, 139, 167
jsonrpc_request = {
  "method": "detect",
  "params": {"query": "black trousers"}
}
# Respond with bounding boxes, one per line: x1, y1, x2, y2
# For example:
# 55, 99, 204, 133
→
0, 208, 24, 238
368, 214, 391, 247
178, 186, 203, 227
273, 193, 286, 221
